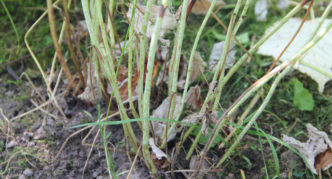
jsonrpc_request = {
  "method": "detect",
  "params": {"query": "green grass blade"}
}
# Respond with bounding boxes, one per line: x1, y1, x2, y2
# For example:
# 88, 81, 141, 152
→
72, 118, 198, 128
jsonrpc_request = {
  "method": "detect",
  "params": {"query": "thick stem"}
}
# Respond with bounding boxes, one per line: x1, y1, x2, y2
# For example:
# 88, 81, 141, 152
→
142, 2, 168, 173
128, 0, 139, 119
138, 0, 155, 117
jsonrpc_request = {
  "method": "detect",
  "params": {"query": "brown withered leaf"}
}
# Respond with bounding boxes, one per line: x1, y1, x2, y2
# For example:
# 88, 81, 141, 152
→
192, 0, 225, 15
315, 148, 332, 172
185, 85, 203, 109
190, 52, 206, 83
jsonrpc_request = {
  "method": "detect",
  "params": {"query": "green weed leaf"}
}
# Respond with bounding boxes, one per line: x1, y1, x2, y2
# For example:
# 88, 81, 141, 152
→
291, 78, 314, 111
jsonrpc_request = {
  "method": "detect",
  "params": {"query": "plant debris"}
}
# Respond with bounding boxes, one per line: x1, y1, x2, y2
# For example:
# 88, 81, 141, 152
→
209, 41, 236, 71
126, 3, 177, 38
255, 0, 269, 22
282, 123, 332, 174
191, 0, 225, 15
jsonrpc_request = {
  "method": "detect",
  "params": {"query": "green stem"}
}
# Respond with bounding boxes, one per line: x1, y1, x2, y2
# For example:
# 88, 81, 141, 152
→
221, 3, 303, 89
0, 0, 20, 47
163, 0, 218, 148
306, 1, 332, 42
188, 0, 244, 160
212, 0, 243, 110
138, 0, 155, 117
163, 0, 190, 146
128, 0, 139, 119
142, 1, 169, 173
208, 15, 332, 170
216, 64, 292, 167
82, 0, 138, 150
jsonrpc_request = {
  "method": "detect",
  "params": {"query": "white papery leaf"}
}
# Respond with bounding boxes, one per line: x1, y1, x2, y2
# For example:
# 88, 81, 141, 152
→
126, 4, 177, 38
149, 138, 169, 160
257, 18, 332, 93
255, 0, 269, 22
277, 0, 289, 10
209, 41, 235, 71
283, 124, 332, 174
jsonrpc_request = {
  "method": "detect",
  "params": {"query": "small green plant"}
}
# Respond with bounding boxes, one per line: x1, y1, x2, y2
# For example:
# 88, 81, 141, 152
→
290, 78, 315, 111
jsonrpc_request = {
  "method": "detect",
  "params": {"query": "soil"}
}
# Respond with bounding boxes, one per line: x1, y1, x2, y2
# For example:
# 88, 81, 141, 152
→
0, 73, 304, 178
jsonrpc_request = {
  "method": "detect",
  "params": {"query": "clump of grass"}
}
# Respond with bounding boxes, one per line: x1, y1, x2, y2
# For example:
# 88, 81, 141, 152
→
15, 0, 332, 178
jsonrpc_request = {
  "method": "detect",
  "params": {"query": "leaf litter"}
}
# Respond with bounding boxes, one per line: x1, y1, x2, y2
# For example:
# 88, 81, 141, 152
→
282, 124, 332, 174
126, 3, 177, 38
209, 41, 236, 71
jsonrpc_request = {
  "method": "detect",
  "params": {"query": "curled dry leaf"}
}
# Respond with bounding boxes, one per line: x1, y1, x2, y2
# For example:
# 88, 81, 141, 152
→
107, 65, 139, 104
190, 52, 206, 83
255, 0, 269, 22
191, 0, 225, 15
149, 138, 170, 170
78, 63, 104, 104
282, 123, 332, 174
178, 52, 206, 88
257, 18, 332, 93
209, 41, 236, 71
149, 138, 169, 160
185, 85, 203, 110
151, 96, 182, 142
126, 3, 177, 38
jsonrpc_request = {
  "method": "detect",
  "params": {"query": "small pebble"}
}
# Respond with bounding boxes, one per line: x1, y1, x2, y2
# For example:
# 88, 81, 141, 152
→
18, 175, 26, 179
23, 168, 33, 176
6, 140, 18, 148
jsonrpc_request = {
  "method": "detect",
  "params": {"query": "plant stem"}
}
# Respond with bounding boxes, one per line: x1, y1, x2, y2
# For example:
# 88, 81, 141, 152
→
212, 0, 243, 110
163, 0, 218, 148
202, 15, 332, 173
187, 0, 244, 162
216, 64, 292, 167
138, 0, 155, 117
128, 0, 139, 119
63, 0, 86, 88
163, 0, 190, 146
47, 0, 73, 87
142, 1, 169, 173
82, 0, 138, 150
220, 3, 303, 89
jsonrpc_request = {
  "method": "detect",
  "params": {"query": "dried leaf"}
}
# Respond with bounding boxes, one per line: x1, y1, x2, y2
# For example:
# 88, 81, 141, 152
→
277, 0, 289, 10
107, 65, 139, 104
190, 52, 206, 83
149, 138, 170, 169
149, 138, 169, 160
191, 0, 225, 15
151, 96, 182, 141
78, 63, 104, 104
185, 85, 203, 109
315, 148, 332, 172
282, 123, 332, 174
209, 41, 236, 71
257, 18, 332, 93
255, 0, 269, 22
126, 4, 177, 38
